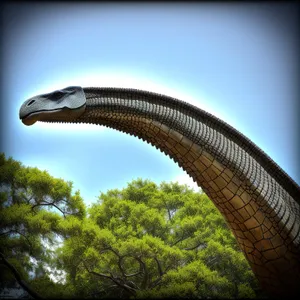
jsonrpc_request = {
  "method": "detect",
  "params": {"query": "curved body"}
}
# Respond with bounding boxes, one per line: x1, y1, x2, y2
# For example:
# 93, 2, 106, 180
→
20, 86, 300, 297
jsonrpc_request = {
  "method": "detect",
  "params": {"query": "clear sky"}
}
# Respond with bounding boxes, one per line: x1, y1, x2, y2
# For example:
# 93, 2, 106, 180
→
1, 2, 299, 206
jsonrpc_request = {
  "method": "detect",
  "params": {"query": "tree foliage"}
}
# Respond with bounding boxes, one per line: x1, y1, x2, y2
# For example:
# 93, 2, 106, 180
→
0, 153, 262, 299
0, 153, 85, 298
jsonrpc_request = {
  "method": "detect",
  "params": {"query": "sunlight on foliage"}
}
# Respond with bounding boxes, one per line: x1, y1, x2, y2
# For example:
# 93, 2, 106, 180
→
0, 155, 262, 299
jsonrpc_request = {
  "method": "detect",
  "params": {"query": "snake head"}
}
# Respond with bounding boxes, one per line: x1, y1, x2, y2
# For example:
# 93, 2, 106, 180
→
19, 86, 86, 126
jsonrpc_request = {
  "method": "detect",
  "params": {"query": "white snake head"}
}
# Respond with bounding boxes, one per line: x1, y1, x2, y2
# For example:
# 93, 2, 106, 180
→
19, 86, 86, 125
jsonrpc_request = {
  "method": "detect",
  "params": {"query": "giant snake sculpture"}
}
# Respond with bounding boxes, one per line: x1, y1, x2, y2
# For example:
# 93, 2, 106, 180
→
19, 86, 300, 297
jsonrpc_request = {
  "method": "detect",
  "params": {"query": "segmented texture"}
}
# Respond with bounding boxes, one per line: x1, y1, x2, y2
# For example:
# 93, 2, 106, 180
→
74, 87, 300, 297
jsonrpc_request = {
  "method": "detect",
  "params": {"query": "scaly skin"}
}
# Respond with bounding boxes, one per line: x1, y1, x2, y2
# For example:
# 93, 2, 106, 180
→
20, 86, 300, 297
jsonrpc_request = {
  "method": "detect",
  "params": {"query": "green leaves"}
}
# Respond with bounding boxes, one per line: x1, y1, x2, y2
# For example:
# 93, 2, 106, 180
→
55, 178, 259, 298
0, 155, 260, 299
0, 153, 87, 298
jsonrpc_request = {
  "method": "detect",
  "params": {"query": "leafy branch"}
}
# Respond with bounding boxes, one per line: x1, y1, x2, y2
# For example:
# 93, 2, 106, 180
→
0, 251, 44, 300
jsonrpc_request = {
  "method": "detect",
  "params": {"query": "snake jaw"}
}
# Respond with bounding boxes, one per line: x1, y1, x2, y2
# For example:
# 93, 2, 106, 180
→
19, 86, 87, 125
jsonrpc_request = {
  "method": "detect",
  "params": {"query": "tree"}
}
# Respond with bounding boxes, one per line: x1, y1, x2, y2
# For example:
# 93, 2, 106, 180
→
57, 178, 261, 299
0, 153, 85, 299
0, 154, 262, 299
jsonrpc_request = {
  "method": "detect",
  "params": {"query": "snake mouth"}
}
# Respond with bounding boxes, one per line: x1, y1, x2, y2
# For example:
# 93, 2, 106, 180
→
20, 105, 86, 126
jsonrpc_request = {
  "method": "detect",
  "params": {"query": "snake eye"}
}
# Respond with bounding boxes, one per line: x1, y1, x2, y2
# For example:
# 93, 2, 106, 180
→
27, 99, 36, 106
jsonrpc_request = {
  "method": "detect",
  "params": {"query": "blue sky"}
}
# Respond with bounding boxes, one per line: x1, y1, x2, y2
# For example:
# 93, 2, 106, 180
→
1, 2, 299, 206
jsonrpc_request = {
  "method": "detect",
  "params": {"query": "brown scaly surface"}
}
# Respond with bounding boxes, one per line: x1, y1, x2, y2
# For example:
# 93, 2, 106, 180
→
71, 87, 300, 298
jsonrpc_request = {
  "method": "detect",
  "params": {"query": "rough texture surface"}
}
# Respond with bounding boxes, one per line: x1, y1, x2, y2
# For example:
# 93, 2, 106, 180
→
20, 87, 300, 297
78, 88, 300, 298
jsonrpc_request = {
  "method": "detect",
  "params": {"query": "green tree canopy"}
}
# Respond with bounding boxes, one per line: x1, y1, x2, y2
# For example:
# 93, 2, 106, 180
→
0, 154, 263, 299
0, 153, 85, 298
57, 178, 260, 299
